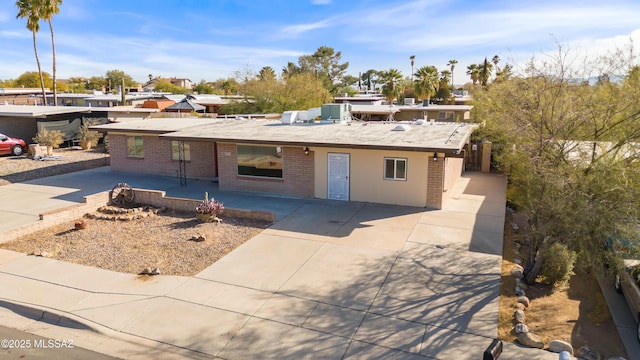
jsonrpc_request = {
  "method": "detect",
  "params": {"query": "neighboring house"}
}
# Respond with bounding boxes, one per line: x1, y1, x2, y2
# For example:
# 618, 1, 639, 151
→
141, 99, 176, 112
0, 104, 108, 143
0, 88, 51, 106
107, 107, 159, 122
142, 77, 194, 92
349, 104, 473, 123
85, 93, 161, 108
92, 117, 480, 209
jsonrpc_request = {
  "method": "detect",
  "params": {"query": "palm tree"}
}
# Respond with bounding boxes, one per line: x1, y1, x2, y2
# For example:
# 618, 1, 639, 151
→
410, 55, 415, 82
281, 62, 299, 79
16, 0, 46, 105
42, 0, 62, 106
466, 64, 480, 85
380, 68, 402, 105
414, 65, 439, 105
447, 59, 458, 89
479, 57, 493, 87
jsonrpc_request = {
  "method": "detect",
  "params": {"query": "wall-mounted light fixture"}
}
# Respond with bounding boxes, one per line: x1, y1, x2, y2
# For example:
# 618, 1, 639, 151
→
304, 147, 310, 155
433, 152, 438, 162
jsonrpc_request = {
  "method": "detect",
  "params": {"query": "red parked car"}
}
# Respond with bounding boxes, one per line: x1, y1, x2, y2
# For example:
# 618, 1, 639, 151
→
0, 133, 27, 156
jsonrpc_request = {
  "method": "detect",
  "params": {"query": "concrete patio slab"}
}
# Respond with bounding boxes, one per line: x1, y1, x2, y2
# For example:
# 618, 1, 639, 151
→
343, 340, 427, 359
253, 293, 318, 326
121, 297, 250, 356
301, 303, 366, 338
165, 277, 232, 304
0, 249, 25, 265
218, 317, 350, 359
353, 313, 426, 354
196, 233, 323, 291
205, 285, 272, 315
95, 274, 189, 296
330, 222, 412, 251
419, 325, 495, 359
71, 295, 157, 331
277, 242, 396, 310
0, 273, 91, 312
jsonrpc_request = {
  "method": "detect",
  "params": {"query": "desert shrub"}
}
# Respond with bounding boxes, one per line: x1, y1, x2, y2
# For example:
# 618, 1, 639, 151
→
78, 123, 103, 143
33, 128, 64, 148
540, 242, 577, 288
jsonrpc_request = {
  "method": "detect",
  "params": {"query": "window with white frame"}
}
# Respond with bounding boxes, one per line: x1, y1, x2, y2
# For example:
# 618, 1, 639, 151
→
126, 136, 144, 157
384, 158, 407, 180
171, 141, 191, 161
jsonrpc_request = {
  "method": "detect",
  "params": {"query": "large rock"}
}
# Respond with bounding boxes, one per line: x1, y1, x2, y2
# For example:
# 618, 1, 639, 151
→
517, 332, 544, 349
515, 303, 527, 311
515, 278, 528, 290
514, 323, 529, 334
549, 339, 573, 354
576, 346, 602, 360
514, 309, 526, 324
517, 295, 530, 308
511, 267, 524, 279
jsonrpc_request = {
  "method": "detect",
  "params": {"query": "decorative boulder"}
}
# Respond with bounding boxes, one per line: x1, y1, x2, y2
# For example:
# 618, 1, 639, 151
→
515, 303, 527, 311
517, 332, 544, 349
517, 295, 530, 308
514, 323, 529, 334
515, 286, 526, 296
511, 267, 524, 279
576, 346, 602, 360
515, 278, 528, 290
514, 309, 526, 324
549, 340, 573, 354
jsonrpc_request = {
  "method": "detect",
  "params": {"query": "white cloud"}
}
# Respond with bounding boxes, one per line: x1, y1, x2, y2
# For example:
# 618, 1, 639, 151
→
311, 0, 332, 4
279, 18, 334, 37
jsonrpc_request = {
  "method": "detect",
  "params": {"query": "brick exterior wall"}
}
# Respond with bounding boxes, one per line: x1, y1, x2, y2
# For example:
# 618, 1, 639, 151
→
426, 154, 445, 209
217, 143, 314, 197
108, 134, 215, 179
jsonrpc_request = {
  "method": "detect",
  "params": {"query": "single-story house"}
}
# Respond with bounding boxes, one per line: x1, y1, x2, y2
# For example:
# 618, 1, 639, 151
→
349, 104, 473, 123
0, 105, 108, 143
0, 88, 51, 106
92, 117, 480, 209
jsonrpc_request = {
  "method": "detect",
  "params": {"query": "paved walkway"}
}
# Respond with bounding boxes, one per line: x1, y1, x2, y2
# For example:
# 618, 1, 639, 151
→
0, 168, 558, 359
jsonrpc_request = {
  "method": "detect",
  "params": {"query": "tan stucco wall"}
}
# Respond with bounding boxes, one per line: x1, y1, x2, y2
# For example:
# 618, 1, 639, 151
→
313, 147, 430, 207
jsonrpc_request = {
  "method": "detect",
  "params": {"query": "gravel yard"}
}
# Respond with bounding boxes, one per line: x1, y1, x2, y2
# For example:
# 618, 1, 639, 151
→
0, 211, 270, 276
0, 145, 109, 185
0, 146, 272, 276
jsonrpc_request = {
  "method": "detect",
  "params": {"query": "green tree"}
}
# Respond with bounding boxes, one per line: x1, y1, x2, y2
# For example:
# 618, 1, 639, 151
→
478, 57, 493, 87
194, 80, 216, 94
436, 70, 452, 104
154, 80, 186, 94
466, 64, 480, 85
42, 0, 62, 105
16, 71, 52, 88
258, 66, 276, 82
447, 59, 458, 89
361, 69, 379, 91
414, 65, 439, 104
16, 0, 47, 104
297, 46, 349, 96
473, 45, 640, 284
222, 72, 330, 114
281, 62, 300, 79
0, 79, 17, 87
104, 69, 137, 93
380, 68, 403, 104
86, 76, 106, 91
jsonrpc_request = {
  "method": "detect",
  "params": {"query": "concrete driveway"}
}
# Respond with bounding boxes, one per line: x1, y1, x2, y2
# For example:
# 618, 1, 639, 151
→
0, 169, 558, 359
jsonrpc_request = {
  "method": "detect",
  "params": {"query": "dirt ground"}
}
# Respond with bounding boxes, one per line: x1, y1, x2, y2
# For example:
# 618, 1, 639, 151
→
498, 211, 628, 358
0, 210, 270, 277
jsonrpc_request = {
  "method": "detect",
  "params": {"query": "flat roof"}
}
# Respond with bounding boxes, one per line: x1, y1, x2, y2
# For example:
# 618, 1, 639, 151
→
93, 118, 478, 152
0, 104, 97, 117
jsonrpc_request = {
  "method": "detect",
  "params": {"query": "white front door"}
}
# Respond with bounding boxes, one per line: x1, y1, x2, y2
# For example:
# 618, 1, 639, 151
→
328, 153, 350, 201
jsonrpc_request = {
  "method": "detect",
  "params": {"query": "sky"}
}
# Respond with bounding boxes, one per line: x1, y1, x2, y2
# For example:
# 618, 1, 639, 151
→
1, 0, 640, 86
